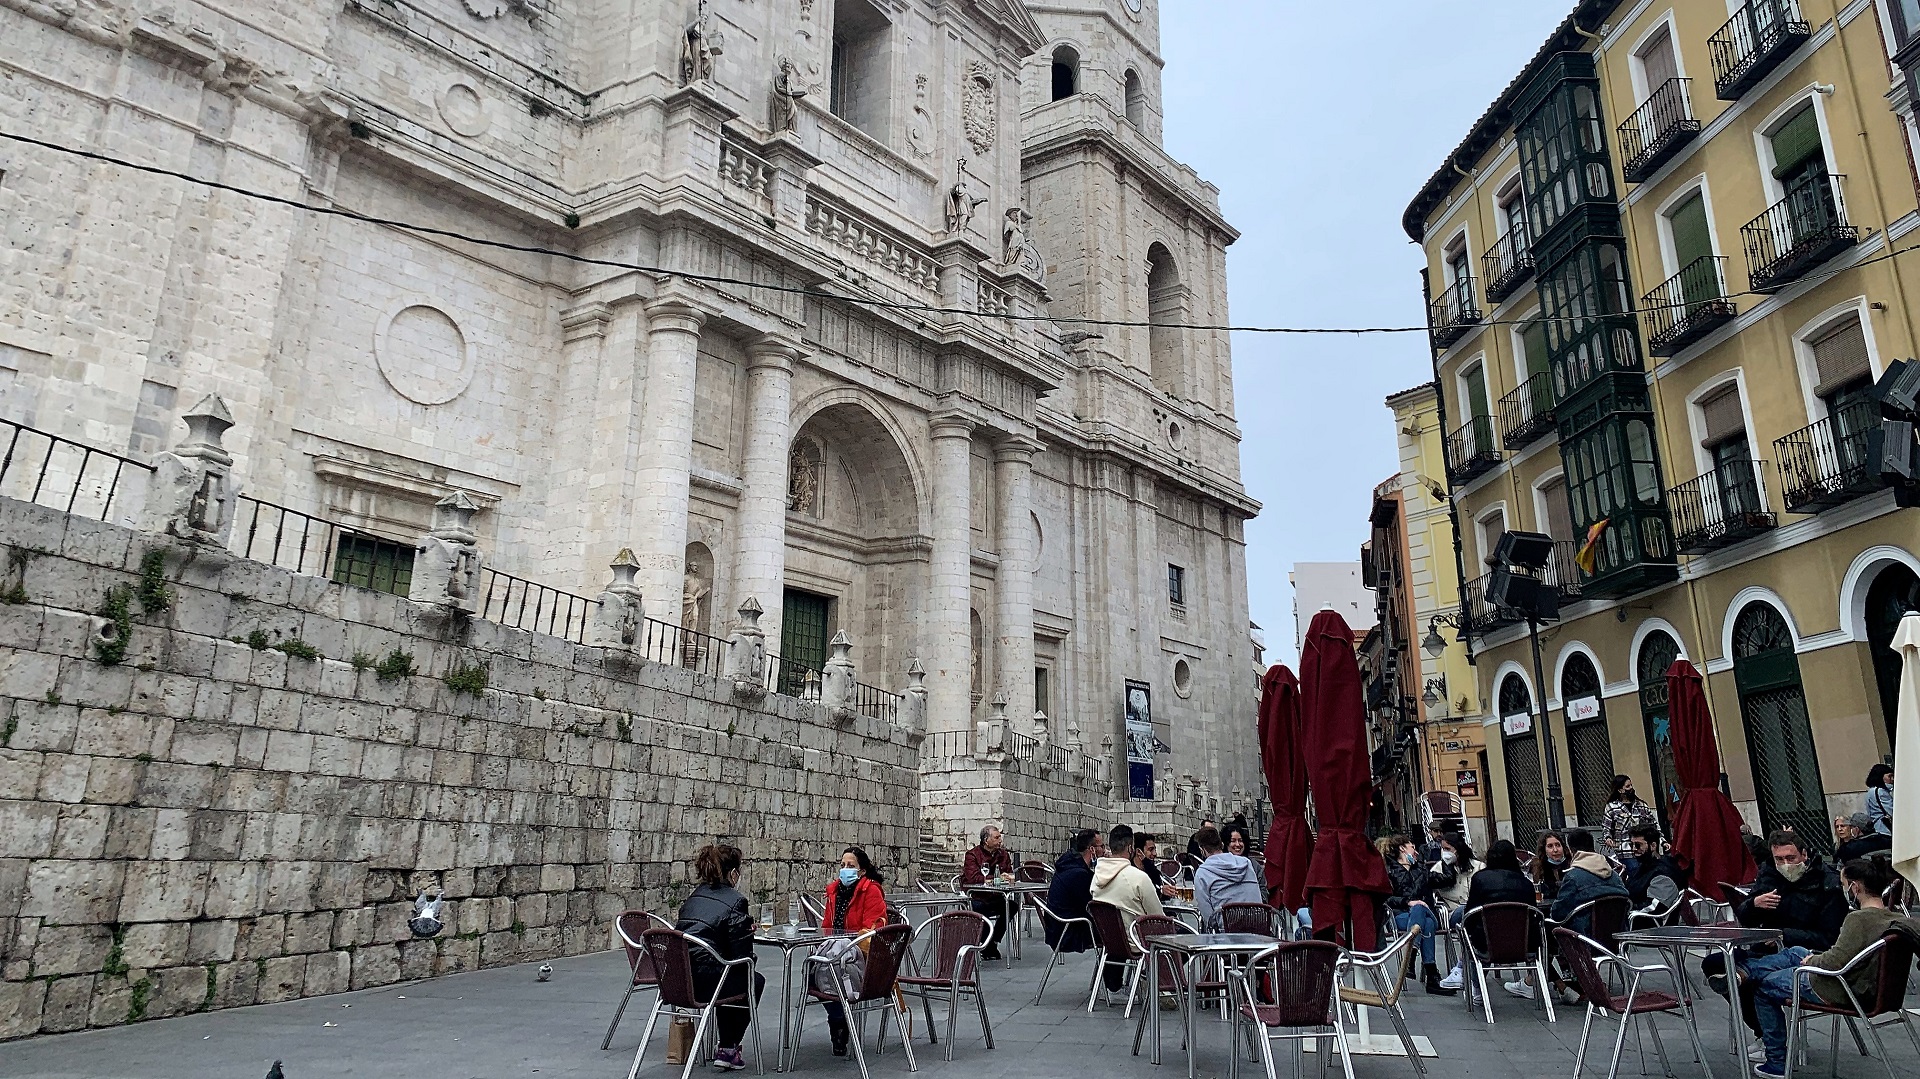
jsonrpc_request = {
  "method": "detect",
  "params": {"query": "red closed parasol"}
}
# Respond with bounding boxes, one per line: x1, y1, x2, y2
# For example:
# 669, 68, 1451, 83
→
1258, 664, 1315, 911
1666, 659, 1756, 892
1298, 610, 1392, 950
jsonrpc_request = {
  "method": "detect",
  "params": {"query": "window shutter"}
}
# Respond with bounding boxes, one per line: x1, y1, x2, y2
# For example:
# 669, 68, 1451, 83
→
1667, 194, 1713, 270
1811, 318, 1872, 396
1770, 107, 1825, 181
1539, 475, 1575, 543
1698, 386, 1746, 447
1638, 31, 1678, 95
1523, 320, 1551, 379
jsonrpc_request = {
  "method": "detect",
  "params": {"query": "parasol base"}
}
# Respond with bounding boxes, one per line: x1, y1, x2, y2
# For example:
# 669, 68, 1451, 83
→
1304, 1034, 1437, 1058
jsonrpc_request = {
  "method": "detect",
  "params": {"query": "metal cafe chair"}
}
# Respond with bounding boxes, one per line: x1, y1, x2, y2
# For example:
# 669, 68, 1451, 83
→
1554, 927, 1711, 1079
1459, 902, 1555, 1024
1557, 894, 1632, 950
1228, 940, 1354, 1079
603, 910, 674, 1050
1335, 929, 1427, 1076
799, 894, 826, 928
1785, 929, 1920, 1079
793, 923, 917, 1079
625, 928, 763, 1079
894, 911, 993, 1061
1086, 900, 1142, 1012
1126, 914, 1228, 1023
1028, 895, 1095, 1006
1221, 902, 1283, 937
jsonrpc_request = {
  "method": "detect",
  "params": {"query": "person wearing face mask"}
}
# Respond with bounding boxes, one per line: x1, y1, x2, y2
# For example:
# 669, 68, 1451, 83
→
1601, 774, 1659, 858
1738, 857, 1916, 1078
1705, 830, 1849, 998
1528, 831, 1570, 907
1863, 765, 1895, 837
1428, 832, 1479, 992
820, 847, 888, 1056
673, 844, 767, 1072
1380, 835, 1455, 995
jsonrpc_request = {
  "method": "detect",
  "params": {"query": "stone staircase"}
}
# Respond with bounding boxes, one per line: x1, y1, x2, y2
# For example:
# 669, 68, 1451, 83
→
916, 824, 964, 890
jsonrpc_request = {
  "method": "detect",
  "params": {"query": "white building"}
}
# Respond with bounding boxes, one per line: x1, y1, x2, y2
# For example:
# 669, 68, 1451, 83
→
1290, 562, 1377, 655
0, 0, 1260, 823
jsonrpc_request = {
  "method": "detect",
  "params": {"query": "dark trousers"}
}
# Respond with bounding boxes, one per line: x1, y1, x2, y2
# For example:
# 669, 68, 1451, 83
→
692, 967, 766, 1049
971, 898, 1010, 952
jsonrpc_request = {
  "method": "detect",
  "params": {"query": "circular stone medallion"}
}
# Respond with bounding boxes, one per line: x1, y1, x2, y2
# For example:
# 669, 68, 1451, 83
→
437, 83, 490, 138
375, 303, 476, 406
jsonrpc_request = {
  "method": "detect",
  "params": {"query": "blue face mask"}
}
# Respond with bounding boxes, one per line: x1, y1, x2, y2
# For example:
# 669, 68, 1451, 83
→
838, 867, 860, 887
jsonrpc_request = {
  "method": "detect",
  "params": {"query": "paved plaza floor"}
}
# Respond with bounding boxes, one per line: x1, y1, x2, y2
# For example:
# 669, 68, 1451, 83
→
3, 936, 1916, 1079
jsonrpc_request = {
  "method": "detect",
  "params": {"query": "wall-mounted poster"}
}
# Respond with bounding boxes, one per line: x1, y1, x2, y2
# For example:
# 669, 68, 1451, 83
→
1456, 769, 1480, 799
1125, 679, 1154, 800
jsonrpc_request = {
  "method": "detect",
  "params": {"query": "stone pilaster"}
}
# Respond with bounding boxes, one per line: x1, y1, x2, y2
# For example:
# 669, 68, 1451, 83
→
992, 436, 1039, 724
630, 300, 706, 625
732, 337, 798, 652
928, 414, 975, 736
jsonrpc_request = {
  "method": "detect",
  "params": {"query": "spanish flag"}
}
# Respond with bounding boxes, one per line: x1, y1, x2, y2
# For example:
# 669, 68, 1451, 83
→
1574, 518, 1610, 575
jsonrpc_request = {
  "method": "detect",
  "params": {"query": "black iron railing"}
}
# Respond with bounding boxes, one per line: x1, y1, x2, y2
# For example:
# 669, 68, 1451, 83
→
1461, 572, 1525, 635
1742, 174, 1858, 291
1670, 460, 1777, 553
1710, 0, 1812, 100
1619, 79, 1701, 183
1775, 402, 1888, 513
479, 569, 596, 644
1543, 539, 1585, 603
856, 681, 903, 724
1643, 256, 1737, 356
0, 417, 153, 523
1005, 729, 1039, 761
1444, 414, 1501, 485
232, 496, 353, 579
638, 616, 730, 680
923, 730, 973, 759
1499, 372, 1556, 449
1428, 276, 1482, 351
1482, 225, 1535, 303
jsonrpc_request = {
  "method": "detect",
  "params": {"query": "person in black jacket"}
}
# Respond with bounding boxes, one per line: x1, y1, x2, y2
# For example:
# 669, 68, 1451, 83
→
1379, 834, 1456, 995
674, 844, 766, 1072
1704, 830, 1849, 990
1832, 813, 1892, 864
1620, 825, 1690, 911
1045, 829, 1103, 952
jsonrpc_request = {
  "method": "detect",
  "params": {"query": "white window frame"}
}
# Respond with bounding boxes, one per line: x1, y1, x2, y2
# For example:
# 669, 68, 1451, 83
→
1653, 175, 1721, 281
1683, 370, 1764, 507
1628, 13, 1687, 105
1790, 298, 1883, 423
1493, 173, 1526, 236
1531, 466, 1569, 540
1442, 228, 1473, 285
1509, 305, 1544, 385
1754, 92, 1839, 205
1475, 502, 1510, 569
1456, 353, 1490, 421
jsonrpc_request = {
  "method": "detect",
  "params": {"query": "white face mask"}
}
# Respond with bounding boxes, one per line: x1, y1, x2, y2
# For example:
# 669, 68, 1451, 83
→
1440, 850, 1458, 866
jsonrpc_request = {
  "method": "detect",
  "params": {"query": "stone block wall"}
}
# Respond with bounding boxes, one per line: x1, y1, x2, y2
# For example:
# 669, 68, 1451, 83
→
918, 755, 1118, 869
0, 498, 921, 1039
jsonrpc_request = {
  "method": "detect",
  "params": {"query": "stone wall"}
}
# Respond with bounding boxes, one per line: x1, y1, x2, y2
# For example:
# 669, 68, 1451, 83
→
0, 497, 922, 1040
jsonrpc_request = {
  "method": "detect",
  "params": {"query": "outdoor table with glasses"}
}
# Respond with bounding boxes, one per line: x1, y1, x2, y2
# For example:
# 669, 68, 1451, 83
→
1133, 932, 1279, 1079
965, 881, 1049, 966
755, 924, 856, 1072
1615, 924, 1784, 1063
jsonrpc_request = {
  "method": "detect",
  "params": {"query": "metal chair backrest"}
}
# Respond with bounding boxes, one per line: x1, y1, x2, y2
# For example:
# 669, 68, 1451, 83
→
1465, 902, 1543, 965
1341, 927, 1419, 1008
1015, 862, 1051, 884
1860, 931, 1916, 1016
616, 910, 671, 987
849, 924, 914, 1003
1564, 893, 1631, 948
1247, 940, 1343, 1027
919, 911, 988, 982
800, 893, 826, 927
1157, 857, 1183, 881
1086, 900, 1131, 957
1552, 928, 1617, 1011
1221, 902, 1280, 937
638, 928, 704, 1010
1130, 914, 1190, 990
1421, 790, 1465, 825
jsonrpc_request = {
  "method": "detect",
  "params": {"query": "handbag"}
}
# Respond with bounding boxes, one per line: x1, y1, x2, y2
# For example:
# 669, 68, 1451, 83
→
810, 936, 867, 1000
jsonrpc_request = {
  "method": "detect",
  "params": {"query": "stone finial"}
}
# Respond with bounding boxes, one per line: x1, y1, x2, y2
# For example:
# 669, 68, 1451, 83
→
800, 666, 821, 702
821, 629, 856, 724
726, 596, 769, 701
139, 393, 240, 545
900, 656, 928, 739
590, 549, 644, 649
989, 691, 1007, 723
408, 491, 484, 612
980, 691, 1009, 760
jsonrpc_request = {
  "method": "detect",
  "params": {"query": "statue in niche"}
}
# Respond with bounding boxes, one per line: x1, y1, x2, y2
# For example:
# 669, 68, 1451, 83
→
682, 568, 711, 638
945, 158, 987, 236
770, 56, 807, 133
907, 75, 935, 160
1002, 207, 1045, 280
787, 440, 821, 514
679, 1, 721, 87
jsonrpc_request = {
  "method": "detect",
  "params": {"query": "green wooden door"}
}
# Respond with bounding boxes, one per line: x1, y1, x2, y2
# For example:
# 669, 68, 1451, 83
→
780, 589, 832, 696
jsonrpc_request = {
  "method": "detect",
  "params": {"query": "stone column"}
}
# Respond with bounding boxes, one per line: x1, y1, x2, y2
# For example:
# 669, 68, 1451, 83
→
630, 300, 706, 624
928, 414, 975, 735
992, 436, 1039, 722
732, 336, 798, 652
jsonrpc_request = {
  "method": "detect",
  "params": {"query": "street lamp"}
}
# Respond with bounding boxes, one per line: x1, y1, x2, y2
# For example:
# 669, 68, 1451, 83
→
1422, 619, 1447, 659
1487, 530, 1567, 831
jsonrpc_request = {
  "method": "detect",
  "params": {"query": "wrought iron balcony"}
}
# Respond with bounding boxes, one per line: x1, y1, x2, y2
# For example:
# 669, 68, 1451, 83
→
1428, 276, 1482, 351
1741, 174, 1858, 291
1461, 572, 1525, 636
1642, 256, 1737, 356
1670, 459, 1778, 553
1710, 0, 1812, 101
1499, 371, 1555, 450
1775, 401, 1890, 513
1619, 79, 1702, 183
1444, 414, 1501, 486
1482, 225, 1536, 304
1543, 539, 1585, 603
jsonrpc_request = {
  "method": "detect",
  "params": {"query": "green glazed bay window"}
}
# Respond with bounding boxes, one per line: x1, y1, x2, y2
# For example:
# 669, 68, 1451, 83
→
1539, 239, 1643, 401
1562, 412, 1678, 597
1517, 56, 1613, 242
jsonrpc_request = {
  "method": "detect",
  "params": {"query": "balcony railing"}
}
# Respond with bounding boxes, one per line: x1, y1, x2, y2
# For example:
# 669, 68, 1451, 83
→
1461, 572, 1524, 636
480, 569, 597, 644
1428, 276, 1482, 351
1710, 0, 1812, 100
1775, 401, 1889, 513
1670, 459, 1778, 553
1642, 256, 1737, 356
1499, 371, 1556, 450
1741, 174, 1858, 291
1482, 225, 1535, 304
1619, 78, 1702, 183
0, 416, 153, 524
1444, 414, 1501, 486
1543, 539, 1585, 603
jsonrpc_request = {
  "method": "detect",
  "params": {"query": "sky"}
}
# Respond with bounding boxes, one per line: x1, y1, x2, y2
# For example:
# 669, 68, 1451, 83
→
1157, 0, 1573, 665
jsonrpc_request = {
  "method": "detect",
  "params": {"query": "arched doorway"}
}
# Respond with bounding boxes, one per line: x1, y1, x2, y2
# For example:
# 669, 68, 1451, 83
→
1499, 673, 1549, 844
1560, 652, 1616, 826
1051, 45, 1078, 101
1637, 630, 1684, 835
1146, 244, 1184, 397
1865, 563, 1919, 752
1732, 602, 1829, 852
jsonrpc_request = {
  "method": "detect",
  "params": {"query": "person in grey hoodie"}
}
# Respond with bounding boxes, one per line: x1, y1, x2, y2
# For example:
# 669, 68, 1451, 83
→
1192, 826, 1264, 930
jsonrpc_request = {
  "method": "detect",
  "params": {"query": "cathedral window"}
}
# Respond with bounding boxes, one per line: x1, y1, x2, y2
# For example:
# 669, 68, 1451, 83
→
829, 0, 892, 140
1052, 45, 1080, 101
1147, 243, 1185, 397
1125, 69, 1146, 126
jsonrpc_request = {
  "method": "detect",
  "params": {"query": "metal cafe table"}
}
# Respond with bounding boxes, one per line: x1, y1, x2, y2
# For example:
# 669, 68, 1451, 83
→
1133, 932, 1278, 1079
1615, 924, 1784, 1062
965, 881, 1049, 967
754, 924, 853, 1072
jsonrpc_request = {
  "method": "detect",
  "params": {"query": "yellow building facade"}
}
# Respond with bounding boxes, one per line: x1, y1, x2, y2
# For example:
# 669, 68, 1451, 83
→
1403, 0, 1919, 854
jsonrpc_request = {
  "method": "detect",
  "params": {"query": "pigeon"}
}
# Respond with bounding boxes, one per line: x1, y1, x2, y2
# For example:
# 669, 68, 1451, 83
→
537, 963, 553, 982
266, 1063, 284, 1079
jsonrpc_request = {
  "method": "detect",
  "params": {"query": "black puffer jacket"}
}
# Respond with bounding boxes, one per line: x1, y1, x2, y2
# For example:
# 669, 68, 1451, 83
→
676, 883, 757, 983
1736, 857, 1848, 951
1383, 858, 1450, 912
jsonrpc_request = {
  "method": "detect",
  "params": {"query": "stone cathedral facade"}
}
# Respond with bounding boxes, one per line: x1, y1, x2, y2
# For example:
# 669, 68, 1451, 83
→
0, 0, 1261, 821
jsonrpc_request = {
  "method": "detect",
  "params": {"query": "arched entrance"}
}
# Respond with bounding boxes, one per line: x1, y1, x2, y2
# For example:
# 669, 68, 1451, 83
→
1865, 563, 1919, 752
1637, 630, 1684, 835
1499, 673, 1549, 845
1732, 602, 1829, 853
1560, 652, 1616, 827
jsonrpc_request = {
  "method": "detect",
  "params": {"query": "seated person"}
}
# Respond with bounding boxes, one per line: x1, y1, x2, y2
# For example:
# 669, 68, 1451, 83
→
1045, 828, 1103, 953
1381, 834, 1455, 996
1832, 813, 1891, 864
1705, 829, 1849, 992
1466, 841, 1547, 1000
1529, 831, 1570, 908
1549, 828, 1630, 936
1136, 833, 1180, 899
1192, 826, 1264, 931
1621, 824, 1690, 911
960, 825, 1015, 961
820, 847, 889, 1056
674, 844, 767, 1072
1742, 858, 1917, 1078
1089, 825, 1164, 990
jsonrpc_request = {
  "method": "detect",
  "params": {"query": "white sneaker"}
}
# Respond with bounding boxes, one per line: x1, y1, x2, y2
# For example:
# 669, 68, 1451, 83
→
1439, 965, 1465, 990
1559, 986, 1582, 1006
1747, 1047, 1768, 1063
1503, 980, 1535, 999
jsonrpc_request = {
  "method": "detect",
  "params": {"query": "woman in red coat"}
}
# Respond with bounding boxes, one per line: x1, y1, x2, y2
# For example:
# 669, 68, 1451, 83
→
820, 846, 888, 1055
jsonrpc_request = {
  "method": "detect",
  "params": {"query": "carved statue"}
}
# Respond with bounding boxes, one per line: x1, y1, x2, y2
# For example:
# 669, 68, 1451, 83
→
679, 1, 721, 87
1002, 207, 1044, 279
787, 440, 821, 514
682, 568, 711, 638
944, 158, 987, 236
907, 75, 935, 160
770, 56, 807, 133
